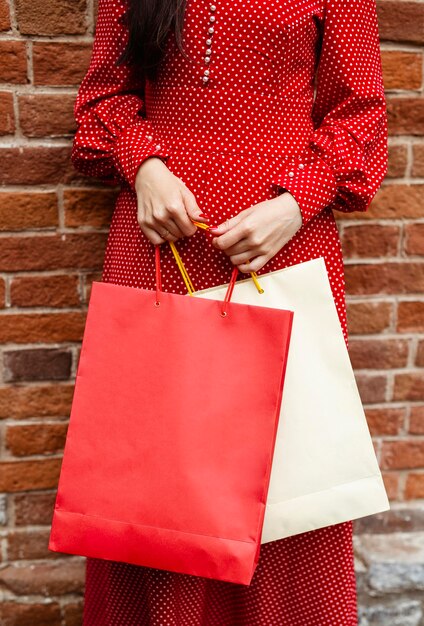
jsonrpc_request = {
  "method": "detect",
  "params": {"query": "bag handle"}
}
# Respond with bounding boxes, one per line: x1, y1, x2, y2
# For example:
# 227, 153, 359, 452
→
154, 221, 264, 317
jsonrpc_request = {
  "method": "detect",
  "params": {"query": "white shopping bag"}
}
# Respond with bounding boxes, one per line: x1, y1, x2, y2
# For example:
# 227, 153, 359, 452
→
192, 257, 390, 543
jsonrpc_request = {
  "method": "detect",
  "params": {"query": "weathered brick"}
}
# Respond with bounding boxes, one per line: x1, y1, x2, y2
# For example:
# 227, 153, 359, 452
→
349, 338, 409, 369
6, 422, 68, 456
412, 144, 424, 177
10, 274, 81, 308
381, 50, 423, 90
0, 601, 61, 626
355, 507, 424, 534
410, 406, 424, 435
405, 223, 424, 256
397, 301, 424, 333
0, 232, 107, 271
0, 459, 62, 492
0, 41, 27, 83
0, 91, 15, 135
355, 374, 387, 404
7, 528, 55, 560
0, 276, 5, 308
342, 224, 400, 258
0, 312, 86, 343
382, 471, 401, 500
64, 187, 118, 228
0, 559, 85, 596
0, 0, 11, 31
19, 93, 77, 137
365, 407, 405, 436
378, 1, 424, 44
336, 185, 424, 220
393, 373, 424, 401
0, 191, 58, 231
387, 97, 424, 135
16, 0, 87, 35
405, 472, 424, 499
381, 440, 424, 470
416, 341, 424, 367
0, 385, 74, 420
4, 349, 73, 382
64, 602, 84, 626
13, 491, 57, 526
345, 263, 424, 295
346, 300, 392, 335
0, 146, 80, 185
386, 144, 408, 178
33, 42, 92, 85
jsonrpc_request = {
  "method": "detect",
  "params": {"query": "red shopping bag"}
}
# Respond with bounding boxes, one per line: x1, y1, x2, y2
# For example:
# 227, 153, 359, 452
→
48, 243, 293, 585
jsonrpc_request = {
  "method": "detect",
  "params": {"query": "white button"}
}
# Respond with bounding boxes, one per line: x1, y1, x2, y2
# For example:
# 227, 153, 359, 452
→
203, 76, 209, 82
206, 38, 212, 45
298, 163, 304, 169
155, 144, 161, 150
209, 15, 215, 22
288, 171, 294, 177
146, 134, 153, 140
210, 4, 216, 10
208, 26, 214, 34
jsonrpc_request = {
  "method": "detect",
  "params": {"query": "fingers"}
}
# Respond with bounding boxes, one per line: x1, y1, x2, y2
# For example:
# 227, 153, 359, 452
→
237, 255, 269, 273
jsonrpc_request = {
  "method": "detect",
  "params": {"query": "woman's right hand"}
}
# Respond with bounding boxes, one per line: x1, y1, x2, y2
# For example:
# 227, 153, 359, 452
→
134, 157, 208, 245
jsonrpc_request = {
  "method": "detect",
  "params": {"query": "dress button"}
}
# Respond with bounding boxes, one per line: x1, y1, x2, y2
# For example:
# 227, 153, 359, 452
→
210, 4, 216, 10
288, 171, 294, 177
155, 144, 161, 150
298, 163, 304, 169
208, 26, 214, 34
209, 15, 215, 22
146, 135, 153, 141
203, 76, 209, 82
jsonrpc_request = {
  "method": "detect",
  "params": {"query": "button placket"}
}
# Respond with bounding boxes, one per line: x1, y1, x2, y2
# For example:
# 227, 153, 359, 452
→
202, 4, 217, 85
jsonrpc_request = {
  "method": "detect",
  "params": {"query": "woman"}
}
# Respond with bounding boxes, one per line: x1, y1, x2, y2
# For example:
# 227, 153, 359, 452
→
72, 0, 388, 623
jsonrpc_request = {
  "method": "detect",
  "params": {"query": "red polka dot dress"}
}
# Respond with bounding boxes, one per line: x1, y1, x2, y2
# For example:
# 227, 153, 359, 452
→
72, 0, 388, 623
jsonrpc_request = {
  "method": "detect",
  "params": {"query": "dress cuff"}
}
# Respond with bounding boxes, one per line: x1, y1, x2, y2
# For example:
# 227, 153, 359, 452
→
271, 147, 338, 226
112, 120, 172, 191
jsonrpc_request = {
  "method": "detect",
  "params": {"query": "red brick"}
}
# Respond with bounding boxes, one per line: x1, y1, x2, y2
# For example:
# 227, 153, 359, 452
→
64, 188, 118, 228
378, 1, 424, 45
413, 144, 424, 177
7, 528, 55, 560
10, 274, 81, 308
335, 185, 424, 220
386, 144, 408, 178
0, 146, 80, 185
410, 406, 424, 435
405, 223, 424, 256
85, 271, 103, 302
6, 422, 68, 456
0, 0, 11, 31
397, 301, 424, 333
0, 312, 86, 343
381, 50, 423, 90
345, 263, 424, 295
33, 42, 92, 85
16, 0, 86, 35
0, 276, 5, 308
0, 92, 15, 135
342, 224, 400, 258
64, 602, 84, 626
0, 459, 62, 492
0, 560, 85, 596
19, 93, 77, 137
381, 439, 424, 470
0, 385, 74, 420
387, 97, 424, 135
365, 407, 405, 436
381, 471, 401, 500
416, 340, 424, 367
0, 191, 58, 231
4, 349, 73, 382
0, 41, 27, 83
393, 373, 424, 401
0, 602, 61, 626
355, 374, 387, 404
349, 338, 409, 370
405, 472, 424, 499
13, 491, 57, 526
346, 301, 392, 335
0, 232, 107, 271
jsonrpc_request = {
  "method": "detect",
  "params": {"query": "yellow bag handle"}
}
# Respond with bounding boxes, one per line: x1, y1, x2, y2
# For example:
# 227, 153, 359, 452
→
168, 221, 264, 296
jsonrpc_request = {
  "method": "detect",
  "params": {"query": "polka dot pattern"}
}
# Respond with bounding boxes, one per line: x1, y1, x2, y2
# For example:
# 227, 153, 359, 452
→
71, 0, 388, 623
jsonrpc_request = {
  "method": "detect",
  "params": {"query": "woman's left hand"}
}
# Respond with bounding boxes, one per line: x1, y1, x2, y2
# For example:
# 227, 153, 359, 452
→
209, 192, 303, 273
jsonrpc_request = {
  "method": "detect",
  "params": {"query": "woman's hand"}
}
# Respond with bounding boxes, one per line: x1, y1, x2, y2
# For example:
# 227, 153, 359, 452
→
209, 193, 303, 273
134, 157, 209, 245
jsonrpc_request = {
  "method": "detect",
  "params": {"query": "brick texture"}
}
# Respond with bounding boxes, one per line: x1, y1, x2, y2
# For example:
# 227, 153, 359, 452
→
0, 0, 422, 623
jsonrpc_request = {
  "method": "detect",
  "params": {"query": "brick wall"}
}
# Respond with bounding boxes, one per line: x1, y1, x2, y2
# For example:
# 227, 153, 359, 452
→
0, 0, 423, 624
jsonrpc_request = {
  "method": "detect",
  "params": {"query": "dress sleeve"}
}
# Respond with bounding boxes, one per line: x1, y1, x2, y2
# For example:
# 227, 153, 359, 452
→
272, 0, 389, 227
71, 0, 171, 191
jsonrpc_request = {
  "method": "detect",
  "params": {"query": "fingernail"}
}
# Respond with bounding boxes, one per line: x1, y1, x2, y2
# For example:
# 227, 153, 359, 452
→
208, 227, 220, 234
199, 213, 210, 218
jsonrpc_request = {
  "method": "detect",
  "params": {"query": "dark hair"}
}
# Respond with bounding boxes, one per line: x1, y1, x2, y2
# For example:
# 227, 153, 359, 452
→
117, 0, 188, 81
